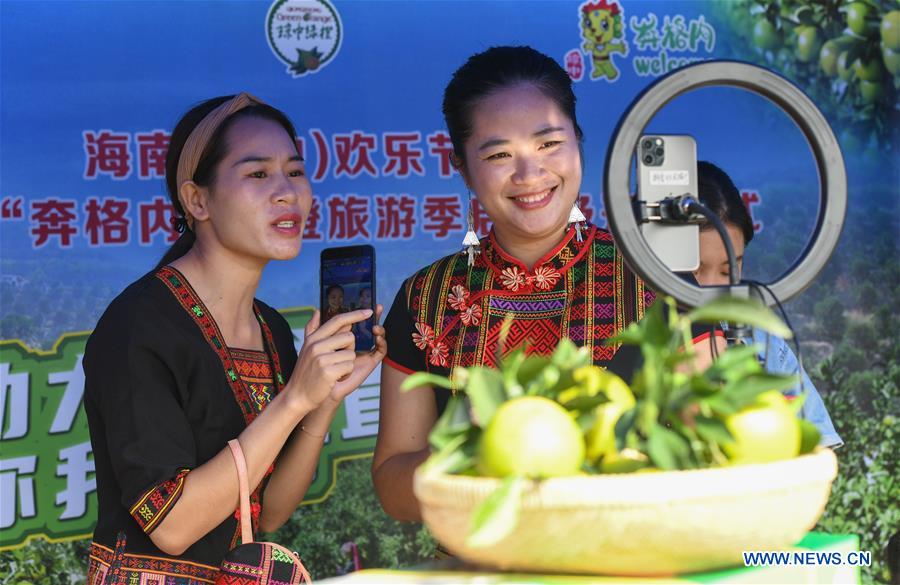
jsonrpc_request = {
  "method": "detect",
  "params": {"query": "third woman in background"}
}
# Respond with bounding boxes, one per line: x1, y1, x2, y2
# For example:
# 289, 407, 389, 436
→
693, 161, 842, 448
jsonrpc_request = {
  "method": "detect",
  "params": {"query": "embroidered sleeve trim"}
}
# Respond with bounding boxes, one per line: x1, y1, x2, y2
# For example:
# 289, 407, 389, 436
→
129, 468, 191, 534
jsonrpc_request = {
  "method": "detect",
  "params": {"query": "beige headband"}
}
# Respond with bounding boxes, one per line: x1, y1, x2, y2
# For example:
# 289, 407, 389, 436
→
176, 92, 265, 227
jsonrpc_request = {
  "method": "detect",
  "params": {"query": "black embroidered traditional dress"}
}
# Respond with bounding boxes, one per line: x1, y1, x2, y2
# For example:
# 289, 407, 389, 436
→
384, 224, 654, 413
83, 266, 296, 584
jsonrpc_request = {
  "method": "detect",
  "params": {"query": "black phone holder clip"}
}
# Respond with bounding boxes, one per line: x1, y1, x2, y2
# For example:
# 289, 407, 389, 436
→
634, 194, 706, 225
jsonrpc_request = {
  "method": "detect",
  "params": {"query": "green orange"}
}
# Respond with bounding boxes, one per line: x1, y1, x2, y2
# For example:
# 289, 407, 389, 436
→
881, 10, 900, 49
753, 19, 782, 51
723, 391, 800, 465
819, 40, 840, 76
478, 396, 585, 478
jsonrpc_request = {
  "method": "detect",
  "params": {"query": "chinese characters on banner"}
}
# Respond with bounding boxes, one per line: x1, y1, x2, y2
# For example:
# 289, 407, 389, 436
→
3, 129, 644, 249
0, 310, 374, 548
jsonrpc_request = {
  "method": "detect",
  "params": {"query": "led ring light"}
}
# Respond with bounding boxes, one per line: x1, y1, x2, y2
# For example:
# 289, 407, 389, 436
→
603, 60, 847, 308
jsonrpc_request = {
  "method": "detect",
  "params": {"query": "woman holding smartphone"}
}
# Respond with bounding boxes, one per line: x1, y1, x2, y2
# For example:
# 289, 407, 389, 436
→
83, 93, 385, 583
372, 46, 660, 522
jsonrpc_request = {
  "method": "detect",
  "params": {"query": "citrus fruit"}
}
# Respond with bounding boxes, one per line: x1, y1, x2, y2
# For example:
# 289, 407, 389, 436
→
795, 26, 821, 62
859, 79, 885, 103
585, 402, 629, 463
723, 391, 800, 465
882, 45, 900, 75
881, 10, 900, 49
819, 40, 840, 76
854, 56, 885, 81
846, 2, 872, 36
753, 19, 782, 50
478, 396, 585, 478
837, 51, 856, 81
558, 366, 633, 405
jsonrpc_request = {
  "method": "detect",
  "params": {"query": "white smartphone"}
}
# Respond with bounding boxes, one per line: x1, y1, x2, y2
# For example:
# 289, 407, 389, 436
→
636, 134, 700, 272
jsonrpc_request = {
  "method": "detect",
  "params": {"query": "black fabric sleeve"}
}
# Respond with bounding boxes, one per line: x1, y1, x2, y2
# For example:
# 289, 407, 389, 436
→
84, 292, 198, 534
383, 280, 425, 375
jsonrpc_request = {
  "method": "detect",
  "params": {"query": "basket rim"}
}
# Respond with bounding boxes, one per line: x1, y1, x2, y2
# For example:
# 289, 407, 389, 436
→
414, 448, 837, 507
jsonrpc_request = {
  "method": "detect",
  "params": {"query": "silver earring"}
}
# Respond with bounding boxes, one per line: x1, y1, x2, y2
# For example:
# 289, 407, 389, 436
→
568, 202, 586, 242
462, 193, 480, 266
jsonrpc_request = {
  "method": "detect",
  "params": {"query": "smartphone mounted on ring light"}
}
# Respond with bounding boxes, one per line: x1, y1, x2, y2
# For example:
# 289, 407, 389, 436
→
320, 245, 376, 353
635, 135, 700, 273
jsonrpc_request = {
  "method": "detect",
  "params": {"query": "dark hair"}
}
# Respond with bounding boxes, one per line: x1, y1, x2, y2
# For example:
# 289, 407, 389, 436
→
156, 95, 299, 268
697, 161, 754, 246
442, 46, 583, 166
326, 285, 344, 296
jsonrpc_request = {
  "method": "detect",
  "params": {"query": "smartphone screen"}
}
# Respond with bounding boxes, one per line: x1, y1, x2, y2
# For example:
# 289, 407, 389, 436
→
636, 134, 700, 272
320, 245, 376, 352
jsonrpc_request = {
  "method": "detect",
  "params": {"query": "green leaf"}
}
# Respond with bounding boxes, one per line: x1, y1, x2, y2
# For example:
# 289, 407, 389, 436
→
614, 406, 638, 449
561, 393, 610, 413
695, 415, 735, 446
687, 296, 793, 339
723, 372, 799, 410
703, 344, 764, 380
401, 371, 455, 392
422, 433, 474, 475
607, 321, 645, 345
798, 419, 821, 455
648, 425, 692, 470
647, 425, 677, 470
428, 395, 473, 451
466, 476, 525, 548
788, 391, 807, 416
465, 367, 507, 427
517, 355, 551, 386
500, 346, 526, 399
549, 339, 591, 372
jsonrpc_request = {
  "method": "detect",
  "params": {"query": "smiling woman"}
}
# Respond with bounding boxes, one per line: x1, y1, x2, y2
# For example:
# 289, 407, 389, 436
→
371, 47, 654, 523
82, 93, 386, 583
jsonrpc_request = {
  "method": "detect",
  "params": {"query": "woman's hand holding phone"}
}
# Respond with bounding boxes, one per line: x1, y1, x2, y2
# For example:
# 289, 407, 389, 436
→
328, 303, 386, 403
284, 306, 386, 415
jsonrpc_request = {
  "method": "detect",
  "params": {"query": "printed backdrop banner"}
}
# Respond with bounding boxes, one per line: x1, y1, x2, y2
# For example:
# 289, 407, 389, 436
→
1, 0, 897, 558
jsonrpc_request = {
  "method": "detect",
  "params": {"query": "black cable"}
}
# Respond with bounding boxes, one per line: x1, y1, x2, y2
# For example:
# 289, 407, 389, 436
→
683, 199, 739, 287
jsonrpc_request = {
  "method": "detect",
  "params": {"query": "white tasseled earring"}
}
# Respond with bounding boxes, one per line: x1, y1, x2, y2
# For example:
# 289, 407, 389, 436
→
462, 194, 480, 266
568, 202, 586, 242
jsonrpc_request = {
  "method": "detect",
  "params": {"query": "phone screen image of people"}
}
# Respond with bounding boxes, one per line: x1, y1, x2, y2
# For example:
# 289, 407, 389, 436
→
321, 252, 375, 351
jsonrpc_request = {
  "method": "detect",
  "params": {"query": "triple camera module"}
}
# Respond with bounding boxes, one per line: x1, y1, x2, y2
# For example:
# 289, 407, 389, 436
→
640, 136, 665, 167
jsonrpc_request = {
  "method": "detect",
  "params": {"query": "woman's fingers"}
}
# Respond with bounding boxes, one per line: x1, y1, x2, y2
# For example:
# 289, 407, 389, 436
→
311, 331, 356, 354
308, 309, 373, 341
304, 310, 321, 337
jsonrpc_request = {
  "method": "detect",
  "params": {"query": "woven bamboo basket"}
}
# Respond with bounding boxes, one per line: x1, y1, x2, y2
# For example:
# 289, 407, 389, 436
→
413, 449, 837, 576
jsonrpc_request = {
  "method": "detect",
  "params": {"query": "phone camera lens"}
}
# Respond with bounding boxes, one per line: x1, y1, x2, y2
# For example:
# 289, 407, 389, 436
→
643, 154, 654, 164
654, 147, 664, 156
642, 140, 653, 150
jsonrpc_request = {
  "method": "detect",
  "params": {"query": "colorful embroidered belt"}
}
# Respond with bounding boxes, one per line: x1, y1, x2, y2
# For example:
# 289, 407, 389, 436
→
88, 539, 219, 585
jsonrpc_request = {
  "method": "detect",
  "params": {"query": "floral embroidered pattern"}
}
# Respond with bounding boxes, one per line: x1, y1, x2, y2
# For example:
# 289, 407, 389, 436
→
533, 266, 561, 291
461, 304, 482, 326
447, 285, 470, 310
500, 266, 527, 291
499, 265, 561, 292
429, 342, 450, 367
412, 322, 435, 350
